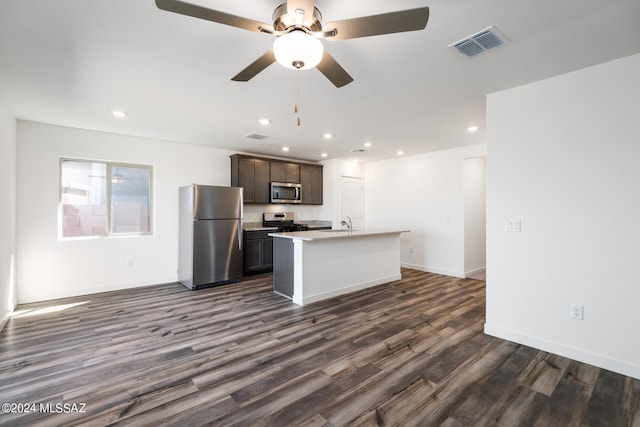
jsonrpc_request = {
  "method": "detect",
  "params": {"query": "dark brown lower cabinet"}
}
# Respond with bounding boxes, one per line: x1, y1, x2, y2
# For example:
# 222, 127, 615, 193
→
243, 230, 273, 276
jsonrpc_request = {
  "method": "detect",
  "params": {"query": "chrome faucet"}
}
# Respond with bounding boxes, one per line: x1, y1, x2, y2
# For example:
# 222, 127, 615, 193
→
341, 216, 353, 233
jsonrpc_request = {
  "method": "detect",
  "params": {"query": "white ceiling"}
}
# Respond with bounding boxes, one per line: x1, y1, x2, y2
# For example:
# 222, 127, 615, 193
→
1, 0, 639, 162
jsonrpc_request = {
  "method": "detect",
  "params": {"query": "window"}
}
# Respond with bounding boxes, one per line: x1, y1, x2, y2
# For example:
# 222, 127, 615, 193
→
60, 159, 153, 238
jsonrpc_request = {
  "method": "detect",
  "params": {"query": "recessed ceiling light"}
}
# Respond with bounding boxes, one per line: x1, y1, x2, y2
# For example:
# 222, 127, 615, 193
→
363, 142, 372, 148
321, 153, 328, 158
323, 133, 333, 140
467, 125, 479, 132
258, 118, 271, 125
282, 146, 290, 152
112, 110, 127, 118
396, 150, 404, 156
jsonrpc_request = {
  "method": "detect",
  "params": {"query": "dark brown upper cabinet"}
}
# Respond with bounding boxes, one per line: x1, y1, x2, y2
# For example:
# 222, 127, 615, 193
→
300, 164, 323, 205
231, 154, 322, 205
270, 161, 300, 183
230, 155, 270, 204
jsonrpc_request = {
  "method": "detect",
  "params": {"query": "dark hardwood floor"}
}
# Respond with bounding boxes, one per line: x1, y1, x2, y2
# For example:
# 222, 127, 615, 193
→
0, 269, 638, 426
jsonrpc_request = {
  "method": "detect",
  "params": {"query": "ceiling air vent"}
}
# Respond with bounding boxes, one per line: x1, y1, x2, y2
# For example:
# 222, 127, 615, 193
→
245, 133, 268, 140
449, 26, 509, 57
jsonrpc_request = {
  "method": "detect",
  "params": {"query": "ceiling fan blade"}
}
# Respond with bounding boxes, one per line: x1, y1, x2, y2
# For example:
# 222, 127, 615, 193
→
316, 50, 353, 88
231, 49, 276, 82
156, 0, 274, 34
324, 7, 429, 41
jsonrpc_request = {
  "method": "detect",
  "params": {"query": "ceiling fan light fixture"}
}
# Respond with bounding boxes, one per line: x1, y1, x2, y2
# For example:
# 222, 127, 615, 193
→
111, 173, 124, 184
273, 30, 323, 70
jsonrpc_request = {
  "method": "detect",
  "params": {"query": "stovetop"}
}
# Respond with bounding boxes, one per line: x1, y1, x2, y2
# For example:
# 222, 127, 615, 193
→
275, 224, 309, 232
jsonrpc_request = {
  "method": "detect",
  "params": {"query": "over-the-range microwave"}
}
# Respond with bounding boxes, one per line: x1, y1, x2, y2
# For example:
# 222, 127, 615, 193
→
271, 182, 302, 204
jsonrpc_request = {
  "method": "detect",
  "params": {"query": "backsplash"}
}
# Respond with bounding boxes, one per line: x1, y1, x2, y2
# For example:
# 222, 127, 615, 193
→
243, 204, 323, 222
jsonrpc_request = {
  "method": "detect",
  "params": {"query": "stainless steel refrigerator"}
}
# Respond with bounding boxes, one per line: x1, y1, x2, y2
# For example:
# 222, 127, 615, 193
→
179, 184, 243, 290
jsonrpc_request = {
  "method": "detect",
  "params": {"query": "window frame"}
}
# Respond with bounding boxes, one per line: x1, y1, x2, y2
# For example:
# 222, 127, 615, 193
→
59, 158, 154, 239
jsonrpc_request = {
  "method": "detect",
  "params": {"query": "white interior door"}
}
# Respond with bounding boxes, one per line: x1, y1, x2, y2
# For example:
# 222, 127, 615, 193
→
340, 176, 364, 230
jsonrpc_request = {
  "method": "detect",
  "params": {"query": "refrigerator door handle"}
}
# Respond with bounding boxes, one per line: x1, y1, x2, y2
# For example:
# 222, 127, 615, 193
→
238, 192, 243, 251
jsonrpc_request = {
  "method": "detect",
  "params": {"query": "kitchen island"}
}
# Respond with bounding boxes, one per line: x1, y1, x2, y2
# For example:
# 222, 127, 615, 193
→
269, 228, 409, 305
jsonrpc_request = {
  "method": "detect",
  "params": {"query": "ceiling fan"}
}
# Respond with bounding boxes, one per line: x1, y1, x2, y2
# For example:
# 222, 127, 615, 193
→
155, 0, 429, 88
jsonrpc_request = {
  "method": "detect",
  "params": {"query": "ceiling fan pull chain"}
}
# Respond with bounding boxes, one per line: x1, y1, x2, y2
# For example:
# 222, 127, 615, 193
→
295, 73, 301, 126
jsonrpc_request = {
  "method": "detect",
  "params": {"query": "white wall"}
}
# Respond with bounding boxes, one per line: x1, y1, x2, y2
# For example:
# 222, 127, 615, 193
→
16, 121, 233, 303
364, 144, 486, 278
485, 53, 640, 379
464, 157, 486, 275
317, 159, 364, 229
0, 101, 17, 328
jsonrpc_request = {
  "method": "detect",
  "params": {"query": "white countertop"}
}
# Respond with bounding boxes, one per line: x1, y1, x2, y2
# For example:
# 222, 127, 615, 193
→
269, 228, 409, 241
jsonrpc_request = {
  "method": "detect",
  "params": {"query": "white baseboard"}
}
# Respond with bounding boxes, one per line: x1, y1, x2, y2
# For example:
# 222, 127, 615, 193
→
301, 274, 402, 306
401, 263, 465, 279
18, 275, 179, 304
465, 266, 486, 276
1, 297, 17, 332
484, 323, 640, 380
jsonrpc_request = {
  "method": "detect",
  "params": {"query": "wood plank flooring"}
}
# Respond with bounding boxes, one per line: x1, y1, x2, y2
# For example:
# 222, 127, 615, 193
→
0, 269, 638, 426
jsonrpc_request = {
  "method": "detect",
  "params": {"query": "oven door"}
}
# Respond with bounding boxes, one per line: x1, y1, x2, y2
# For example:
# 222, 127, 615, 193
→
271, 182, 302, 204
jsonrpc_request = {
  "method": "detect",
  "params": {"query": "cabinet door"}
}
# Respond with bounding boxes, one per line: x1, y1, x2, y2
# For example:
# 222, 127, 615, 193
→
270, 161, 285, 182
243, 239, 263, 274
284, 163, 299, 183
263, 237, 273, 269
271, 161, 299, 183
232, 156, 270, 204
243, 231, 273, 275
300, 165, 323, 205
253, 158, 270, 204
237, 157, 256, 202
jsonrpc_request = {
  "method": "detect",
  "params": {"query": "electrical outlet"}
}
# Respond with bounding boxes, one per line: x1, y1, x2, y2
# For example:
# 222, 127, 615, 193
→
127, 257, 134, 268
505, 219, 522, 232
570, 304, 584, 320
409, 247, 414, 254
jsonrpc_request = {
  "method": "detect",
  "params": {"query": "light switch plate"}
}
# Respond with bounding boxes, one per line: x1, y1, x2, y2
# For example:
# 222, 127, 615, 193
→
505, 219, 522, 232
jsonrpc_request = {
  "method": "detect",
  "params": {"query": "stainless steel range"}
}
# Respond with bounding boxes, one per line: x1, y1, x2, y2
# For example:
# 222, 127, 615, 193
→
263, 212, 309, 232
